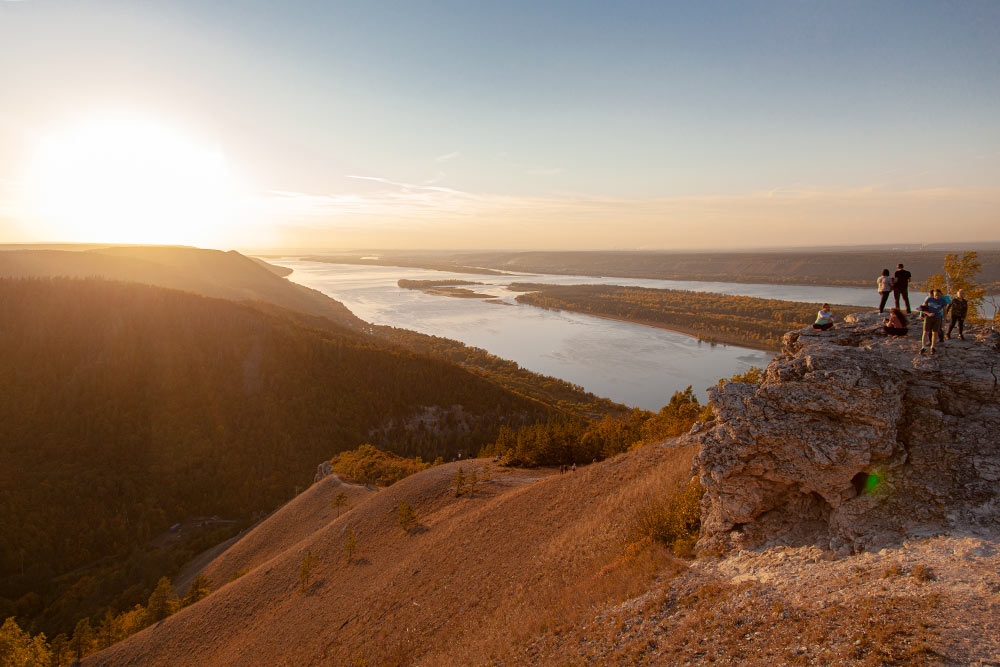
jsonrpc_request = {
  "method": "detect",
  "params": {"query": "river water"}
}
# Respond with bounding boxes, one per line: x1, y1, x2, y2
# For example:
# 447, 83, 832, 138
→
268, 259, 890, 410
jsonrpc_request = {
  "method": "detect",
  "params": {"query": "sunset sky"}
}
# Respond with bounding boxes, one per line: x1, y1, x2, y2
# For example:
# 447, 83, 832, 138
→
1, 1, 998, 249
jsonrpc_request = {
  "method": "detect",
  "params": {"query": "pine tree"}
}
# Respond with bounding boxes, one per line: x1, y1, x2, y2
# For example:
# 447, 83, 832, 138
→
454, 467, 466, 497
182, 574, 212, 607
332, 491, 349, 517
481, 464, 492, 482
299, 550, 318, 593
345, 528, 358, 563
397, 502, 417, 533
146, 576, 178, 623
71, 617, 94, 661
96, 610, 116, 651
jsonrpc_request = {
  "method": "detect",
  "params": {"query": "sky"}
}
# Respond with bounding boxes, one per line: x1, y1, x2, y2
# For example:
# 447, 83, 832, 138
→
0, 0, 998, 250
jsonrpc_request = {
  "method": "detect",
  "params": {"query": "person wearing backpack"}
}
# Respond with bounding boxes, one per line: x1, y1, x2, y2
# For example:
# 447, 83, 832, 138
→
877, 268, 894, 313
947, 289, 968, 340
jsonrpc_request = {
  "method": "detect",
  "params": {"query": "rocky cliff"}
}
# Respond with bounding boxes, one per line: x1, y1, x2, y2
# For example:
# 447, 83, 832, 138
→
689, 311, 1000, 554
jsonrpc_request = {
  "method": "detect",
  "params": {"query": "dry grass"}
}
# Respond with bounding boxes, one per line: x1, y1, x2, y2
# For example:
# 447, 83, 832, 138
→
89, 442, 699, 667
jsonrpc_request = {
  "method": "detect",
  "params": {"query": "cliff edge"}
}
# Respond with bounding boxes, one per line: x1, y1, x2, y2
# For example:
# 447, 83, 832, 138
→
690, 311, 1000, 554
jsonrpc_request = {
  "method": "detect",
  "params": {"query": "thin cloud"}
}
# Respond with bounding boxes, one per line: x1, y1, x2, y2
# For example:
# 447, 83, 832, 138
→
434, 151, 460, 163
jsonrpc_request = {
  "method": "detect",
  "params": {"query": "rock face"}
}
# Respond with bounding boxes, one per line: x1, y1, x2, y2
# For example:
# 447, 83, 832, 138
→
314, 461, 333, 483
690, 311, 1000, 553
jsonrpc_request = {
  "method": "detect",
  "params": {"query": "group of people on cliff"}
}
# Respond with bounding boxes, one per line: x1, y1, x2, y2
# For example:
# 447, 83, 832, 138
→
810, 262, 969, 355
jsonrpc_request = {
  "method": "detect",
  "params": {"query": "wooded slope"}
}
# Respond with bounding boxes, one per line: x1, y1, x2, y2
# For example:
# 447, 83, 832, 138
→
0, 277, 548, 636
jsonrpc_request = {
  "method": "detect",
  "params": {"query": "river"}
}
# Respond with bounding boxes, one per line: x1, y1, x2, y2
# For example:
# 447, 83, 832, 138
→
267, 259, 899, 410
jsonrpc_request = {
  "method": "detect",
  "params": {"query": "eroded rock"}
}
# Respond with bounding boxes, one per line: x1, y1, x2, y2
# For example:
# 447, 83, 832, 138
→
690, 311, 1000, 553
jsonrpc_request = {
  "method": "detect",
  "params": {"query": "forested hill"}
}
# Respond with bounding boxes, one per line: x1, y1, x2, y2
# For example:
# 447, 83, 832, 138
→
0, 245, 359, 325
0, 277, 551, 636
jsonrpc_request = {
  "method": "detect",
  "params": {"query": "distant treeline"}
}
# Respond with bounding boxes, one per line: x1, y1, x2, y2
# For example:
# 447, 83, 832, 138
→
325, 249, 1000, 291
302, 256, 514, 276
0, 277, 562, 639
512, 283, 856, 350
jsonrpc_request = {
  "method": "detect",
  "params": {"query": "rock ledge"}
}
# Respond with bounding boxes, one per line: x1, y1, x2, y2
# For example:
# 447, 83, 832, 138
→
689, 311, 1000, 553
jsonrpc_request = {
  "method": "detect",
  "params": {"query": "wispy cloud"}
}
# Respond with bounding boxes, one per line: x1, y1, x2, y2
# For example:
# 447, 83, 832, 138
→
434, 151, 460, 163
253, 182, 1000, 250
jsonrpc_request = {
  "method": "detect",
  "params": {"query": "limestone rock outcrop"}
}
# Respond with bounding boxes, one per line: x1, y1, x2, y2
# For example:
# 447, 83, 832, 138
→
314, 460, 333, 483
689, 311, 1000, 553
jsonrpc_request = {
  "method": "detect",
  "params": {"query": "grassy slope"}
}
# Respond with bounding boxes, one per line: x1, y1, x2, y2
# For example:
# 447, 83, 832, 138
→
86, 444, 697, 666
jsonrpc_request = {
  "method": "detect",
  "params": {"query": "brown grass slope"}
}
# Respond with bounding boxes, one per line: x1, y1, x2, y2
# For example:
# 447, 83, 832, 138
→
0, 245, 359, 325
174, 475, 376, 595
86, 444, 696, 666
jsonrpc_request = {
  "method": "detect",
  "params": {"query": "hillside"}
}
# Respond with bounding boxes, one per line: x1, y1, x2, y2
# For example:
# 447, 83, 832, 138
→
0, 245, 359, 326
0, 277, 553, 637
87, 445, 697, 666
83, 311, 1000, 666
0, 245, 617, 419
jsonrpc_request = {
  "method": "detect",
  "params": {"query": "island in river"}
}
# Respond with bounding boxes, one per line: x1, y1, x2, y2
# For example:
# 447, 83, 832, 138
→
511, 283, 858, 351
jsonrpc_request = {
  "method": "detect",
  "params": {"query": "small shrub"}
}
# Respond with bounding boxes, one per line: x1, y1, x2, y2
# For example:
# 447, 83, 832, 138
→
229, 567, 249, 582
627, 477, 704, 557
912, 565, 935, 582
345, 529, 358, 563
397, 502, 417, 533
881, 563, 903, 578
454, 467, 466, 497
299, 550, 318, 593
332, 491, 349, 516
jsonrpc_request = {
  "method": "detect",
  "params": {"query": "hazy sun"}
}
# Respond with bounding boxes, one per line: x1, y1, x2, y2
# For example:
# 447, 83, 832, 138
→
24, 112, 238, 245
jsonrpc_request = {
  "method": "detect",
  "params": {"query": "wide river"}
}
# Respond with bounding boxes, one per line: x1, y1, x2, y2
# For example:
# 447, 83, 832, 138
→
270, 259, 886, 410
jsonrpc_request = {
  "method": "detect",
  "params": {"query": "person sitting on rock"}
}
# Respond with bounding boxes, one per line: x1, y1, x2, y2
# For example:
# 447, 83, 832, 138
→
812, 304, 836, 331
947, 289, 968, 340
882, 307, 908, 336
918, 289, 948, 354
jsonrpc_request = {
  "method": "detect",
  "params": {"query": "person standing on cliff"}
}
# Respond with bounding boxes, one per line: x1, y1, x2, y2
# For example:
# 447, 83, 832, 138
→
877, 268, 894, 313
893, 263, 912, 313
919, 289, 947, 354
947, 289, 968, 340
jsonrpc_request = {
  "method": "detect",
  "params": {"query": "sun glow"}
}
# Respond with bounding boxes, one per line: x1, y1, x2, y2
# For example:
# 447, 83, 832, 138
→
23, 113, 239, 245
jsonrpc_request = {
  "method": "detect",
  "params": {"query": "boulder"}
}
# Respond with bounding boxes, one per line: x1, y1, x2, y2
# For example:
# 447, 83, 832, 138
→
689, 310, 1000, 553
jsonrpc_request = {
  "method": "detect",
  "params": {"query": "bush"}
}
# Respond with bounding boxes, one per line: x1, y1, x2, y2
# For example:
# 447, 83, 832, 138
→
627, 477, 704, 557
329, 444, 432, 486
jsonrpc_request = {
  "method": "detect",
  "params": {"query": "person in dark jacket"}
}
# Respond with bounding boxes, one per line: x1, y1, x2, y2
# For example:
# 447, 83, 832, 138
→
893, 263, 912, 313
947, 289, 968, 340
882, 308, 908, 336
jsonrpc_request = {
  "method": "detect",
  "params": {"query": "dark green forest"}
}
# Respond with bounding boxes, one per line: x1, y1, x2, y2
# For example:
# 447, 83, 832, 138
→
0, 277, 558, 638
512, 284, 855, 350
